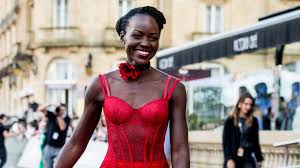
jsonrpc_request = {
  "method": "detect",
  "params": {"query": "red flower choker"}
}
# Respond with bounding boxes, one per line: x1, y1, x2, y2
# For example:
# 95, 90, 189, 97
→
118, 62, 150, 81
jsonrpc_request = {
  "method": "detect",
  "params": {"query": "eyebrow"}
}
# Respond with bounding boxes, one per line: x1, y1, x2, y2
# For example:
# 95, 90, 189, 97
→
132, 29, 159, 35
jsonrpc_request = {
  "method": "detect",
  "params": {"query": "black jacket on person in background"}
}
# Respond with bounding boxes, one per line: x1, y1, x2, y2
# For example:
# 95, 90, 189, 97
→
45, 111, 71, 148
222, 117, 264, 167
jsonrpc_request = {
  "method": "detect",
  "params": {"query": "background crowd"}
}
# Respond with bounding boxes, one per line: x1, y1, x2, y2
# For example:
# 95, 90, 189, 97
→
0, 101, 108, 168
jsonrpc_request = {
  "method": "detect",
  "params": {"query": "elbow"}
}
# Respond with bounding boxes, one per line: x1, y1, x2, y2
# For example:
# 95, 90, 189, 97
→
171, 143, 190, 167
67, 136, 86, 154
69, 131, 90, 150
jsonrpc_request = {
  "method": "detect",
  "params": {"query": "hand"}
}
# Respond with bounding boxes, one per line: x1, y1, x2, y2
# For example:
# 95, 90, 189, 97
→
227, 159, 235, 168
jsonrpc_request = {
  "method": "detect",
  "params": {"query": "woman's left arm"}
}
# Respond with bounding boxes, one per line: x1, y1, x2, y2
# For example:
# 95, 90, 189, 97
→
170, 82, 190, 168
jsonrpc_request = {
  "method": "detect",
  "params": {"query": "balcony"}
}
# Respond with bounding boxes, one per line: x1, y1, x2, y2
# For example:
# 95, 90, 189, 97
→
36, 27, 82, 47
198, 0, 229, 4
191, 31, 215, 41
103, 26, 123, 49
0, 43, 34, 79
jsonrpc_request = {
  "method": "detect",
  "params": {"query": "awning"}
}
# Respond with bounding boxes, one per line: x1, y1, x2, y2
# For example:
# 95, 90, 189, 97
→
156, 7, 300, 71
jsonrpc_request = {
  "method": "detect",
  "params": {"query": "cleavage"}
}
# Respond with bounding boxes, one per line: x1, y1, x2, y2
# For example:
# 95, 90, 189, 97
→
103, 97, 168, 125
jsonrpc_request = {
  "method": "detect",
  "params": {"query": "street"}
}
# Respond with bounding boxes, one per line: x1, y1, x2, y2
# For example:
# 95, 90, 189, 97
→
4, 136, 108, 168
4, 137, 27, 168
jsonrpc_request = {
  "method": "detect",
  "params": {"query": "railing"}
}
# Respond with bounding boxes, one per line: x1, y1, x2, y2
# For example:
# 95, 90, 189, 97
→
189, 131, 300, 168
272, 139, 300, 168
36, 27, 82, 47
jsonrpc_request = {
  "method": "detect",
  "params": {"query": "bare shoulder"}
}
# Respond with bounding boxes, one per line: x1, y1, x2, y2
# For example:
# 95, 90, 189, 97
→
152, 67, 186, 96
85, 76, 103, 102
104, 70, 122, 82
171, 81, 186, 99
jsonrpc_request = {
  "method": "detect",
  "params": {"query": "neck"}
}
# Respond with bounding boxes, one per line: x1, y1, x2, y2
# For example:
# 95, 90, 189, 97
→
239, 112, 247, 118
126, 60, 151, 71
135, 62, 151, 71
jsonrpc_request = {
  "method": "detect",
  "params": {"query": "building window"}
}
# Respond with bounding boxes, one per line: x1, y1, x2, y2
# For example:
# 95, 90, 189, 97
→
53, 0, 68, 27
119, 0, 133, 17
47, 58, 75, 81
46, 58, 77, 115
204, 5, 223, 33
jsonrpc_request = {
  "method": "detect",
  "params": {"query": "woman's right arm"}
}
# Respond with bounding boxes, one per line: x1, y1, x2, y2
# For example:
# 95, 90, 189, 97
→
55, 78, 103, 168
223, 118, 235, 168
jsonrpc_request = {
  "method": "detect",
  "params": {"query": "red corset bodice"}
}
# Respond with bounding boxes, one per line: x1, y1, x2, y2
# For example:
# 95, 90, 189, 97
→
98, 74, 179, 168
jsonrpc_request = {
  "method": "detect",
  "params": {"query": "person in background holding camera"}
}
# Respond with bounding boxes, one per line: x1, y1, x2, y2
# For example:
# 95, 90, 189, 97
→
0, 114, 9, 168
39, 104, 70, 168
222, 93, 264, 168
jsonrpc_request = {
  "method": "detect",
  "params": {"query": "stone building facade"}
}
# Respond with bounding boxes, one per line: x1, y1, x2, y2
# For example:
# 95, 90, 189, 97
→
0, 0, 299, 116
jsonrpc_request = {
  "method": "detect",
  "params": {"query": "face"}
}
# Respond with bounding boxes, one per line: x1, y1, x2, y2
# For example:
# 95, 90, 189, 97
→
239, 97, 253, 116
122, 14, 160, 65
1, 117, 7, 125
57, 106, 66, 116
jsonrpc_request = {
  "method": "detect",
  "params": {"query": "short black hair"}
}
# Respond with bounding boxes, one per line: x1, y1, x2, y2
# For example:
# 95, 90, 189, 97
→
0, 114, 7, 120
55, 106, 61, 114
115, 6, 166, 37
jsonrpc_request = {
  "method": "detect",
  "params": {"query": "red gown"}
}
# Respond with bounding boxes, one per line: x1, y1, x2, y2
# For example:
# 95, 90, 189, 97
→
98, 74, 179, 168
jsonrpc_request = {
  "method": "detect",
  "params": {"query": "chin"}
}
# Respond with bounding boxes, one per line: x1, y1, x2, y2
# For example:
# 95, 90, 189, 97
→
135, 58, 151, 65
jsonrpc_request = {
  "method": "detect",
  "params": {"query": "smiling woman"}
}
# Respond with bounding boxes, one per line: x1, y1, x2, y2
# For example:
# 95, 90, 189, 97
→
55, 6, 190, 168
222, 93, 264, 168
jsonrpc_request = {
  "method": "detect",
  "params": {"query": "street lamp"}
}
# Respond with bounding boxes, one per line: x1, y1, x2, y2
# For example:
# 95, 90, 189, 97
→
12, 62, 22, 76
85, 53, 93, 75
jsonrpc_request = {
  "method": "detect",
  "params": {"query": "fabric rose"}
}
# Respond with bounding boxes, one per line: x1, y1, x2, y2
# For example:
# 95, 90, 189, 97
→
119, 62, 141, 81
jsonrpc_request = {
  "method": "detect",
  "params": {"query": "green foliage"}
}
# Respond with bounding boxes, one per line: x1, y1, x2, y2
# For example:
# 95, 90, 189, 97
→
188, 113, 204, 130
188, 113, 222, 130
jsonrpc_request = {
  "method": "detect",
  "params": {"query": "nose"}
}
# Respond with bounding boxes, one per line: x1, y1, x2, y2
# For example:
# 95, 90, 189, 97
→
140, 37, 150, 47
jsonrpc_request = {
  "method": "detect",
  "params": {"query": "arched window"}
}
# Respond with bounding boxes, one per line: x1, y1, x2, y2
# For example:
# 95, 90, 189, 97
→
45, 58, 76, 115
47, 58, 75, 81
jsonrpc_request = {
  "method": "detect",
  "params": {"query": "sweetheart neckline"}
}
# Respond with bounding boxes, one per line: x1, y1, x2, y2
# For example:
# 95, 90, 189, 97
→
105, 96, 168, 110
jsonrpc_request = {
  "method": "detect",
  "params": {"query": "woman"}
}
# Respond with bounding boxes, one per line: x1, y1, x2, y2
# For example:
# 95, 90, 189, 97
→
223, 93, 263, 168
55, 6, 189, 168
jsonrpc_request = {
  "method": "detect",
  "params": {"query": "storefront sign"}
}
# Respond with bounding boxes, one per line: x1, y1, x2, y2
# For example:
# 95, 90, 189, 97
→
233, 33, 258, 52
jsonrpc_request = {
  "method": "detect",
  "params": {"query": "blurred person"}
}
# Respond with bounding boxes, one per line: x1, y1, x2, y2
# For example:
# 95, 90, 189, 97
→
254, 83, 272, 130
276, 97, 288, 130
38, 116, 47, 168
287, 82, 300, 130
10, 118, 27, 140
40, 104, 70, 168
0, 114, 9, 168
292, 106, 300, 130
223, 93, 264, 168
27, 102, 43, 124
262, 107, 272, 130
56, 6, 189, 168
253, 107, 263, 130
239, 86, 249, 97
